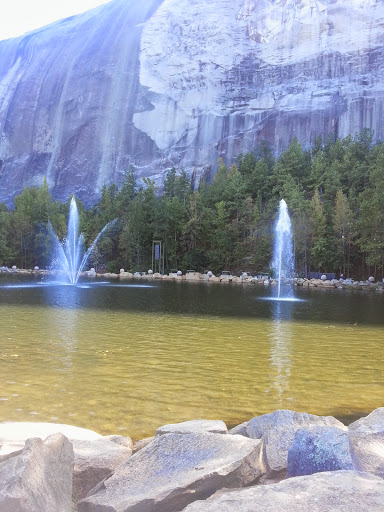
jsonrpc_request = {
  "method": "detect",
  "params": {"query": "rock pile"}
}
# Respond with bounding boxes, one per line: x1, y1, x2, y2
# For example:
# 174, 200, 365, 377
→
0, 409, 383, 511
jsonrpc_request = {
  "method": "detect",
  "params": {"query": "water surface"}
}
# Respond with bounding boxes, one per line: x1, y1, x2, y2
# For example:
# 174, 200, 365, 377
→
0, 276, 383, 439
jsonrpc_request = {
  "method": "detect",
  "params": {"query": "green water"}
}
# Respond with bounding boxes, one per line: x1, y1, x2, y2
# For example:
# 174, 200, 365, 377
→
0, 277, 383, 439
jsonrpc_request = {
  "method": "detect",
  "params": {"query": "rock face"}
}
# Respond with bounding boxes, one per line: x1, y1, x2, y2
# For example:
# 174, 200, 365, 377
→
286, 426, 356, 477
78, 432, 264, 512
348, 408, 384, 479
156, 419, 228, 436
0, 0, 384, 205
235, 409, 346, 480
72, 437, 132, 501
182, 471, 384, 512
0, 433, 74, 512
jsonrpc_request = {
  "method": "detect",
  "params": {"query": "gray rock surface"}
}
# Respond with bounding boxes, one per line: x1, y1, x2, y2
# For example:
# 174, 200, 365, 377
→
245, 410, 346, 479
103, 434, 133, 450
228, 422, 248, 436
156, 419, 228, 436
286, 426, 356, 477
348, 408, 384, 479
72, 438, 132, 501
132, 436, 155, 454
0, 0, 384, 205
0, 421, 101, 459
0, 422, 132, 502
182, 471, 384, 512
0, 433, 74, 512
349, 408, 384, 433
78, 432, 264, 512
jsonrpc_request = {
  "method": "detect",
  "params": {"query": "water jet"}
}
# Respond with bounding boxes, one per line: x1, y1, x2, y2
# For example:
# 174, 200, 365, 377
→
50, 197, 115, 284
272, 199, 295, 300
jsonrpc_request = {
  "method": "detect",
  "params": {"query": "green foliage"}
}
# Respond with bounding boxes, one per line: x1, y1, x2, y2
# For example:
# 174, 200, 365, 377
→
1, 132, 382, 278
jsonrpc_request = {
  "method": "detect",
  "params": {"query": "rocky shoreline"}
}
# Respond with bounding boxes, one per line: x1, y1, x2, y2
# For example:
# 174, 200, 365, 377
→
0, 408, 383, 511
2, 267, 383, 292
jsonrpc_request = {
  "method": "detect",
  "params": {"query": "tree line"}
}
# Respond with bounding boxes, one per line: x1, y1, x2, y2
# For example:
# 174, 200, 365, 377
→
0, 129, 383, 279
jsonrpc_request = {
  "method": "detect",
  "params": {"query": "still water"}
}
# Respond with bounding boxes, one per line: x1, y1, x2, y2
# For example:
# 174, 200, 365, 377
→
0, 276, 383, 439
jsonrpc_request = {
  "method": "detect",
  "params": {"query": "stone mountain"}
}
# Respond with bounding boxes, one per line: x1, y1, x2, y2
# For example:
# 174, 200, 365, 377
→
0, 0, 383, 205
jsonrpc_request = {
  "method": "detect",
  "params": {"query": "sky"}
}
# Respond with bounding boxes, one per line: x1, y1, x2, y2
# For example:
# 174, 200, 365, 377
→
0, 0, 112, 41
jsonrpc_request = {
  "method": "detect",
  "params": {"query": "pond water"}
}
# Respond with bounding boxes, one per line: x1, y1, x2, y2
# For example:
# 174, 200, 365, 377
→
0, 275, 383, 439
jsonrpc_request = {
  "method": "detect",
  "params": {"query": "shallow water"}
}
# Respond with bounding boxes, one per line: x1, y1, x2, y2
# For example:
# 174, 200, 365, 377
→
0, 276, 383, 439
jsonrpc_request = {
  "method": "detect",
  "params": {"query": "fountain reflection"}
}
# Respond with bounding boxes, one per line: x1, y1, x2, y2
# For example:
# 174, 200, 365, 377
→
268, 300, 293, 405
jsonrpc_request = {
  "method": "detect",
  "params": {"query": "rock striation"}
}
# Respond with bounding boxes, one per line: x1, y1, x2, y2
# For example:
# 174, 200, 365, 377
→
0, 0, 383, 205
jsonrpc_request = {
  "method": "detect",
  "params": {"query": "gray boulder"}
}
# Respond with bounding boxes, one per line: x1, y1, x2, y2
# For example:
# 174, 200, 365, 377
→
156, 419, 228, 436
287, 426, 356, 477
182, 471, 384, 512
0, 422, 102, 451
72, 437, 132, 501
228, 422, 248, 436
348, 408, 384, 479
349, 408, 384, 433
0, 433, 74, 512
78, 432, 264, 512
0, 422, 132, 502
103, 434, 133, 450
244, 410, 346, 480
132, 436, 155, 454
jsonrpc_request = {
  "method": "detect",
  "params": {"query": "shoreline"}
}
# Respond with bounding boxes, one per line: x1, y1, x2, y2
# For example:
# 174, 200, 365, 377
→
2, 268, 384, 292
0, 407, 383, 511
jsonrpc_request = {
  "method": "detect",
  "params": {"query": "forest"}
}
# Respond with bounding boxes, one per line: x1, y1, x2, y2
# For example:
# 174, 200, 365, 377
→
0, 130, 383, 279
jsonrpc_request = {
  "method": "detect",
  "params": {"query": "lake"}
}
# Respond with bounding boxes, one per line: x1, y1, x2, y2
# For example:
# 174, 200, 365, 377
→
0, 275, 383, 439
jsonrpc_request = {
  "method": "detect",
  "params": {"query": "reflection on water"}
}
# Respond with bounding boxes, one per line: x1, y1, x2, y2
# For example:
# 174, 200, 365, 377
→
268, 301, 292, 405
0, 277, 383, 438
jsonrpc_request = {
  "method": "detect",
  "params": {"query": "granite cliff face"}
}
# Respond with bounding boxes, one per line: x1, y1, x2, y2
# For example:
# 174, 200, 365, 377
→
0, 0, 383, 205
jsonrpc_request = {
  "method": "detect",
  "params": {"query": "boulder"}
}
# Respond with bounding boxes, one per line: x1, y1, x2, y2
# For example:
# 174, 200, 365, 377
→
0, 422, 131, 501
348, 408, 384, 479
120, 271, 134, 279
349, 408, 384, 433
287, 426, 356, 477
78, 432, 264, 512
103, 434, 133, 450
72, 437, 132, 501
132, 436, 155, 454
228, 422, 248, 436
243, 410, 346, 480
182, 471, 384, 512
156, 420, 228, 436
185, 272, 202, 281
0, 422, 102, 457
0, 433, 73, 512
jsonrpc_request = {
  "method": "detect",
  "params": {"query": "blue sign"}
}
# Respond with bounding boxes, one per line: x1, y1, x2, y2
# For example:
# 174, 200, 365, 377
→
155, 244, 160, 260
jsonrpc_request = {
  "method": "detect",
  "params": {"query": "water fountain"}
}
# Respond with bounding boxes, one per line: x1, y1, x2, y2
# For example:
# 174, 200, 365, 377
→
51, 197, 114, 284
272, 199, 295, 300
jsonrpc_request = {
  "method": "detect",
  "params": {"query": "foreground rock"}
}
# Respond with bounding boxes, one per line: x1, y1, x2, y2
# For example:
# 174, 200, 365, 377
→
348, 408, 384, 479
73, 437, 132, 501
0, 422, 132, 501
231, 410, 346, 480
287, 426, 356, 477
156, 419, 228, 436
182, 471, 384, 512
78, 432, 264, 512
0, 433, 73, 512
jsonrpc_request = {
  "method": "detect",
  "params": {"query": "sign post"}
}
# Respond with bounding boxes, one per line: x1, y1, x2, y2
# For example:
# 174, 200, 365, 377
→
152, 240, 164, 274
